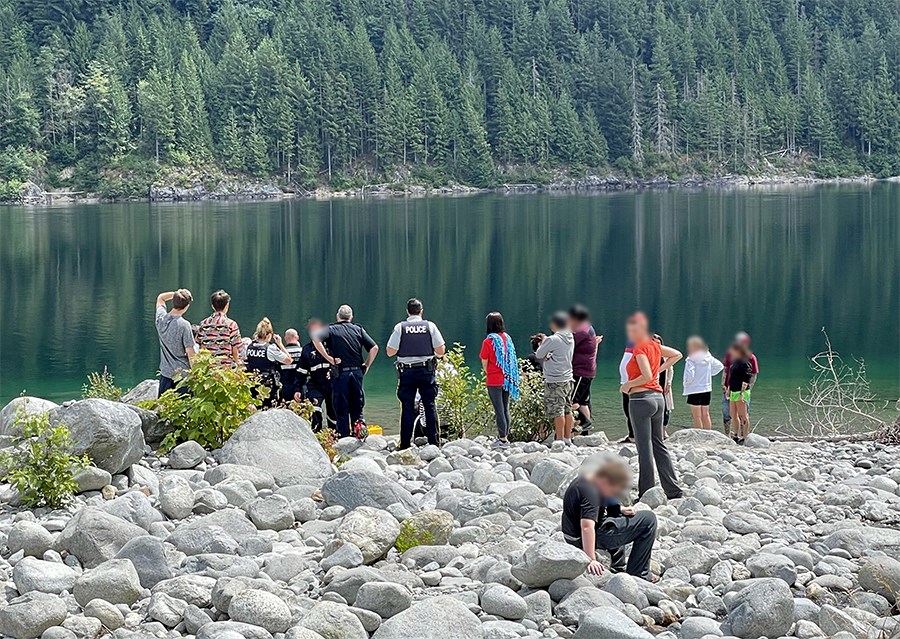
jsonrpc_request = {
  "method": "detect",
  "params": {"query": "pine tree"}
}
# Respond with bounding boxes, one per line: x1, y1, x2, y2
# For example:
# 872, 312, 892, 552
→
630, 62, 644, 168
137, 66, 174, 161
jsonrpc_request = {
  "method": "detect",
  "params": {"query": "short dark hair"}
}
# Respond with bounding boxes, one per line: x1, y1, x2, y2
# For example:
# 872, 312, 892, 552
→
550, 311, 569, 330
530, 333, 546, 351
486, 312, 505, 334
172, 289, 193, 310
568, 304, 590, 322
407, 298, 423, 315
210, 290, 230, 312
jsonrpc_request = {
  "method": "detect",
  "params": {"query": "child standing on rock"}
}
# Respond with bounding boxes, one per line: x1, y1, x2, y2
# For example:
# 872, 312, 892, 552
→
727, 342, 754, 444
682, 336, 724, 429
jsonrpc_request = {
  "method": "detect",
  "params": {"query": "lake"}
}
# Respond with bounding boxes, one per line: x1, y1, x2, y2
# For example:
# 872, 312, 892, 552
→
1, 184, 898, 436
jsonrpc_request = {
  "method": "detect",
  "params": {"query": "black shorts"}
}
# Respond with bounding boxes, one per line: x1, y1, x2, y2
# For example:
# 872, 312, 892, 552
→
572, 376, 593, 405
686, 391, 712, 406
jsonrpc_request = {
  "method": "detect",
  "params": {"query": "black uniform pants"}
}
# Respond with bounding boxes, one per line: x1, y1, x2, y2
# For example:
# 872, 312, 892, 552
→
306, 382, 335, 431
332, 369, 365, 437
397, 366, 439, 449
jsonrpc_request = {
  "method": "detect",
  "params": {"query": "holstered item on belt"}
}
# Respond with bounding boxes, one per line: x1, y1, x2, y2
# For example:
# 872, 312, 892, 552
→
396, 358, 437, 378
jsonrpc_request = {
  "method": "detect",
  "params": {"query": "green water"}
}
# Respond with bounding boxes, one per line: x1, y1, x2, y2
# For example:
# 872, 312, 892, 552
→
1, 184, 898, 436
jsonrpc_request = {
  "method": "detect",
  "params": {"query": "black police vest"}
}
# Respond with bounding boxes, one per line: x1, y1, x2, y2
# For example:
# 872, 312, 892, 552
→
282, 343, 303, 370
397, 320, 434, 358
246, 341, 276, 375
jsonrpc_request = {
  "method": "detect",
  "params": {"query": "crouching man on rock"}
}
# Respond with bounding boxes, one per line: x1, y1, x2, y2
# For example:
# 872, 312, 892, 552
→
562, 457, 659, 581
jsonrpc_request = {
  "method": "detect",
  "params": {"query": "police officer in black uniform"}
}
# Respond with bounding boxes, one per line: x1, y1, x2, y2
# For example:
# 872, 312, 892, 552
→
297, 318, 336, 431
279, 328, 304, 403
386, 298, 446, 449
312, 305, 378, 438
246, 318, 293, 408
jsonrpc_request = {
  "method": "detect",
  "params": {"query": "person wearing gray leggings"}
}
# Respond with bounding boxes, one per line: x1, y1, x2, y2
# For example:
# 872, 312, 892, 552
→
487, 386, 511, 439
620, 313, 684, 500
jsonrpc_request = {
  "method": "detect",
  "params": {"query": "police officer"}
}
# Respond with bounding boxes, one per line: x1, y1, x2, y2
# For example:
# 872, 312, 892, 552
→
279, 328, 304, 403
312, 305, 379, 438
386, 298, 446, 449
297, 318, 336, 431
246, 318, 293, 408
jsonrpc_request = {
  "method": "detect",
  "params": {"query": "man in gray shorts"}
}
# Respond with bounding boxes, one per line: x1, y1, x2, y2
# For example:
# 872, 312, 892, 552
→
535, 312, 575, 445
155, 289, 196, 396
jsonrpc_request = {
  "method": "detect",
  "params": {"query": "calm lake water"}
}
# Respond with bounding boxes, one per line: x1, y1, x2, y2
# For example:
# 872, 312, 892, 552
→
2, 184, 898, 436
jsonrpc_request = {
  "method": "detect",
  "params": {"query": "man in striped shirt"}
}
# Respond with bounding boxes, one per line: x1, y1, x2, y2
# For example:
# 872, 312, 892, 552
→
197, 290, 242, 367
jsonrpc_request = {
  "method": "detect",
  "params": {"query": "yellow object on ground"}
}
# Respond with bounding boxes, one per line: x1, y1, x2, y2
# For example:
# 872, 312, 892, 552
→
367, 425, 383, 435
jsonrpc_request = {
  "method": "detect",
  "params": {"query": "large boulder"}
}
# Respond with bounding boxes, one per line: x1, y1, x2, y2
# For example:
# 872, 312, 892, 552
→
299, 601, 368, 639
321, 470, 417, 511
572, 608, 653, 639
73, 558, 142, 606
228, 589, 292, 634
859, 556, 900, 603
122, 379, 159, 404
372, 596, 483, 639
529, 459, 574, 495
115, 535, 174, 588
12, 558, 78, 594
0, 592, 67, 639
7, 521, 54, 557
667, 428, 734, 447
55, 507, 145, 568
336, 506, 401, 563
218, 410, 333, 486
0, 397, 59, 442
724, 578, 794, 639
99, 491, 164, 531
511, 540, 590, 587
821, 526, 900, 561
398, 509, 455, 546
48, 399, 144, 473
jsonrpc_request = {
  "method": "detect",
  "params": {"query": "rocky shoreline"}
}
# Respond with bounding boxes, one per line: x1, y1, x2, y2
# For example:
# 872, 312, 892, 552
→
0, 391, 898, 639
11, 172, 880, 205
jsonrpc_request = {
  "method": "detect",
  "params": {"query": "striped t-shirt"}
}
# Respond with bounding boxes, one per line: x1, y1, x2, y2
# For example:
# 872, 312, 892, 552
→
198, 312, 242, 366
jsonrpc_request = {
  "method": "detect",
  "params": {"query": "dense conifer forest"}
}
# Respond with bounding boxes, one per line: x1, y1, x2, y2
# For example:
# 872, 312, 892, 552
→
0, 0, 898, 195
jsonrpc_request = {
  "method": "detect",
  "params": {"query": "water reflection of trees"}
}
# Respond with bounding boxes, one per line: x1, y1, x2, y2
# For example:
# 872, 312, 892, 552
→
0, 184, 897, 401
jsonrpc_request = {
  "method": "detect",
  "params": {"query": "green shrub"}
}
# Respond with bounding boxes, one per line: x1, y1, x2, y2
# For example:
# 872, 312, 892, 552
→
394, 519, 436, 554
147, 351, 264, 451
510, 364, 551, 442
0, 407, 89, 508
81, 367, 123, 400
436, 344, 492, 439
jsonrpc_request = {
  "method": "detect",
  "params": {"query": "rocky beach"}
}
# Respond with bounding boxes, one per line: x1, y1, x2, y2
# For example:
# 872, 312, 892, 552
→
0, 392, 898, 639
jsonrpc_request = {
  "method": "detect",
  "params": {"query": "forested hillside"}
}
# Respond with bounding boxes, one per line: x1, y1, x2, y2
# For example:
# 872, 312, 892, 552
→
0, 0, 898, 196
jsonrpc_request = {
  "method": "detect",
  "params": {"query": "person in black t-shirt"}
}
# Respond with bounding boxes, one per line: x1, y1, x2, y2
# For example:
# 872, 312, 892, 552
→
562, 458, 658, 581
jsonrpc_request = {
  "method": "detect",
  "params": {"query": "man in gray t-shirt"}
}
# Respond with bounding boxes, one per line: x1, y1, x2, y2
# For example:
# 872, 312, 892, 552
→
155, 289, 196, 397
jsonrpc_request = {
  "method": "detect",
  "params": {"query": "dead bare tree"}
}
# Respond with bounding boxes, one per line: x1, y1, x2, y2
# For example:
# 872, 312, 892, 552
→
777, 328, 890, 439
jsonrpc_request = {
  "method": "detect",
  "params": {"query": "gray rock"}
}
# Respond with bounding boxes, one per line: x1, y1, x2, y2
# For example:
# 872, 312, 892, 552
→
228, 589, 291, 634
12, 557, 78, 594
746, 553, 797, 585
604, 573, 644, 607
218, 479, 258, 507
529, 459, 573, 494
571, 607, 652, 639
152, 575, 217, 608
181, 504, 258, 539
286, 628, 327, 639
73, 558, 142, 606
511, 540, 590, 587
399, 544, 460, 568
725, 578, 793, 639
818, 604, 870, 636
168, 440, 207, 469
167, 524, 238, 556
322, 470, 417, 512
662, 545, 718, 575
183, 604, 213, 634
55, 507, 145, 568
83, 598, 125, 630
0, 592, 68, 639
219, 409, 333, 485
336, 506, 401, 563
321, 542, 364, 571
148, 591, 189, 627
743, 433, 770, 448
299, 601, 368, 639
480, 584, 527, 620
204, 464, 276, 490
680, 617, 724, 639
401, 509, 455, 545
821, 527, 900, 560
355, 582, 412, 619
858, 556, 900, 603
40, 628, 76, 639
193, 487, 228, 513
523, 590, 552, 623
372, 596, 483, 639
48, 399, 145, 474
556, 587, 623, 625
248, 494, 295, 531
322, 566, 387, 604
722, 511, 772, 535
114, 535, 173, 588
159, 474, 194, 519
7, 521, 54, 557
0, 397, 59, 441
667, 428, 733, 447
195, 621, 274, 639
640, 486, 667, 508
99, 491, 163, 531
125, 404, 167, 447
121, 379, 159, 403
72, 466, 113, 493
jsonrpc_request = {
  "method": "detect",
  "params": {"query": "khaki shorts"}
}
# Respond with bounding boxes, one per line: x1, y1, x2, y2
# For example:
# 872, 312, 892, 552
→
544, 381, 574, 418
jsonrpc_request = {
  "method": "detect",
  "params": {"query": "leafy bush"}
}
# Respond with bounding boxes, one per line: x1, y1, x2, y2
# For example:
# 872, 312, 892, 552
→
148, 351, 264, 451
394, 519, 436, 554
315, 428, 339, 462
510, 364, 551, 442
82, 367, 123, 400
436, 344, 492, 439
0, 407, 89, 508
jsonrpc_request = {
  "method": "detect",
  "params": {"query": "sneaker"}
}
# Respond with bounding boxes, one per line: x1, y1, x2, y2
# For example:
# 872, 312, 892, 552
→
731, 435, 740, 444
737, 437, 746, 446
491, 439, 509, 450
352, 419, 369, 441
617, 436, 635, 444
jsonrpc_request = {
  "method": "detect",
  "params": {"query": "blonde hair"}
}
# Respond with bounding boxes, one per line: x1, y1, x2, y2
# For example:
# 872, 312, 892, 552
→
596, 458, 631, 488
687, 335, 707, 352
254, 317, 274, 341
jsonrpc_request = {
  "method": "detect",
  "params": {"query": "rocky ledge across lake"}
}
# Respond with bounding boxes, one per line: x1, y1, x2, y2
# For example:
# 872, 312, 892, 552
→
0, 400, 898, 639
